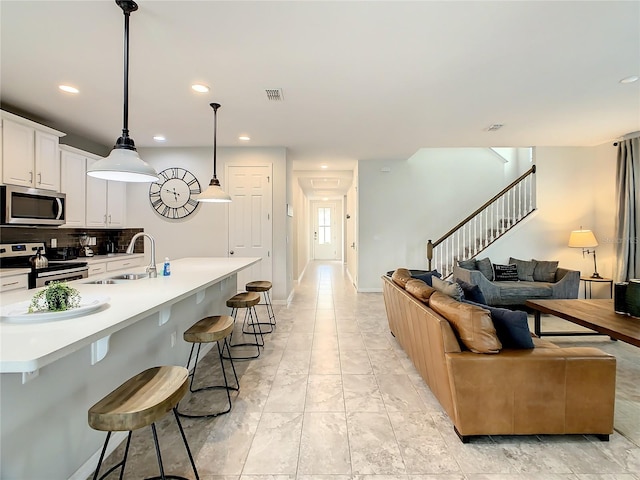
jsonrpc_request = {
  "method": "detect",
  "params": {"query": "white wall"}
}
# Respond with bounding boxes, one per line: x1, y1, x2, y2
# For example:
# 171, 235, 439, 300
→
357, 148, 513, 291
345, 165, 358, 287
127, 146, 292, 302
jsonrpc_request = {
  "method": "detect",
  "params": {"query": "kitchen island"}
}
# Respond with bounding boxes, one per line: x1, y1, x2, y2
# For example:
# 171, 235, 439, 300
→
0, 256, 259, 480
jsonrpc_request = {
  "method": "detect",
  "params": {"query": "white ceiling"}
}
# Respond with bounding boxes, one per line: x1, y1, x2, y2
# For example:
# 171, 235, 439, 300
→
1, 1, 639, 197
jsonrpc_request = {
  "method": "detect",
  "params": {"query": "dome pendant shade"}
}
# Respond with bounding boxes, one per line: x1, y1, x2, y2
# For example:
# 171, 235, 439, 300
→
87, 0, 158, 183
88, 145, 159, 182
195, 177, 232, 202
195, 102, 231, 203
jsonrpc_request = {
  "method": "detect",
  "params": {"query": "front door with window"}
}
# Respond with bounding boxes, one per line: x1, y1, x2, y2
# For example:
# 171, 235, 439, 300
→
312, 202, 339, 260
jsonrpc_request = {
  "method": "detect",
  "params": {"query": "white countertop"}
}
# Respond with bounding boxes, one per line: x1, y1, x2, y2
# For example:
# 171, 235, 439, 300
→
78, 253, 144, 264
0, 256, 260, 373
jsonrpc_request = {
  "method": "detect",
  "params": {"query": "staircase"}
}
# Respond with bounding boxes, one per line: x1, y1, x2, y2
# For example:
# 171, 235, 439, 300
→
427, 165, 537, 278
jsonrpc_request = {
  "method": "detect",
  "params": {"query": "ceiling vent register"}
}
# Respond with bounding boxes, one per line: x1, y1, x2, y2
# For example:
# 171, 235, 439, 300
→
265, 88, 284, 101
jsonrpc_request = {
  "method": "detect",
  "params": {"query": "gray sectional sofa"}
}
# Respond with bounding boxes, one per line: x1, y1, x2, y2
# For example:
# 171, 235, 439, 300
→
453, 257, 580, 306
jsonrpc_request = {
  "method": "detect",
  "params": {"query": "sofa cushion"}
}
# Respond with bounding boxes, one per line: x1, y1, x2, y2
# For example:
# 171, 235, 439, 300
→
411, 269, 441, 286
405, 279, 436, 303
533, 260, 559, 282
457, 258, 477, 270
509, 257, 536, 282
391, 268, 412, 288
463, 300, 534, 349
493, 263, 519, 281
429, 292, 501, 354
456, 278, 487, 305
432, 277, 464, 301
498, 281, 553, 299
476, 257, 494, 281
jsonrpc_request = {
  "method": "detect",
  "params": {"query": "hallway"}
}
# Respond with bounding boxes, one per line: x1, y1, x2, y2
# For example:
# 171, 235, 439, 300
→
96, 261, 640, 480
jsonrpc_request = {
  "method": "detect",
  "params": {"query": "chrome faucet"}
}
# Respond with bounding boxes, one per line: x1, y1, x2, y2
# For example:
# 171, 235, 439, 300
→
126, 232, 157, 278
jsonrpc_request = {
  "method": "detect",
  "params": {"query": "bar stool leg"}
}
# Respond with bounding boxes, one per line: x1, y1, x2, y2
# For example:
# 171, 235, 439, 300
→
92, 431, 133, 480
243, 295, 274, 334
150, 423, 167, 480
226, 307, 262, 360
172, 408, 200, 480
264, 290, 276, 326
177, 338, 239, 418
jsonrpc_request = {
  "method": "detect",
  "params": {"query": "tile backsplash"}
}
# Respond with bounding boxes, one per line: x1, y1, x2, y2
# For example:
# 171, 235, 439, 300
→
0, 227, 144, 255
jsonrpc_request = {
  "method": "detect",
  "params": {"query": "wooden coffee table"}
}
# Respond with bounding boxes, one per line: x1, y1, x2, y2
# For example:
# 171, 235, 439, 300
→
525, 298, 640, 347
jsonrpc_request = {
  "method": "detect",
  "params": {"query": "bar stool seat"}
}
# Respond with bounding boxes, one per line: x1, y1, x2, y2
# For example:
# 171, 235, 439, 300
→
177, 315, 239, 418
88, 366, 199, 480
225, 291, 265, 359
246, 280, 276, 327
227, 291, 261, 309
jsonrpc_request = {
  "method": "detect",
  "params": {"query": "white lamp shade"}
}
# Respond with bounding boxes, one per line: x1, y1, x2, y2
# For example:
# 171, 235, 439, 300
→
568, 229, 599, 248
87, 148, 159, 182
194, 183, 232, 203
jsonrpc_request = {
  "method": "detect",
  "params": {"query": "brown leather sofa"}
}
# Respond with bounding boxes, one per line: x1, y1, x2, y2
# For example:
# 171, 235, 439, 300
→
382, 274, 616, 442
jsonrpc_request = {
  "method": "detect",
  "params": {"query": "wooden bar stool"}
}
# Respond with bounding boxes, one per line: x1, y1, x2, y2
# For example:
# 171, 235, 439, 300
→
177, 315, 239, 418
246, 280, 276, 329
225, 291, 264, 360
88, 366, 199, 480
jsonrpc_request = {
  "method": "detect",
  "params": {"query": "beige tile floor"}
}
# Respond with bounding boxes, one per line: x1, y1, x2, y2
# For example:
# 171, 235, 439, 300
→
93, 261, 640, 480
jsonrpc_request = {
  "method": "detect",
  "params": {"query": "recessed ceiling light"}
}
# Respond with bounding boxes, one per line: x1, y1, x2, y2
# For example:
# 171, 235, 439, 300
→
59, 85, 79, 94
321, 165, 328, 169
322, 197, 328, 201
191, 84, 210, 93
238, 135, 251, 141
153, 135, 166, 142
620, 75, 639, 84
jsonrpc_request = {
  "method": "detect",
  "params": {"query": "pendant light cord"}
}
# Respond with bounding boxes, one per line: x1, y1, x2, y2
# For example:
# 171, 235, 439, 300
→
122, 7, 130, 139
116, 1, 138, 149
211, 103, 221, 180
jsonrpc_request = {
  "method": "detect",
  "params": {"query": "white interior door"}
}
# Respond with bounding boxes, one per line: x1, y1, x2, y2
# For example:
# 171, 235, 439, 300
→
227, 165, 272, 291
312, 201, 339, 260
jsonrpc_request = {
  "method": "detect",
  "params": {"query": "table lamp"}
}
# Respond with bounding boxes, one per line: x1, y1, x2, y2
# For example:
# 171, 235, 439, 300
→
568, 227, 601, 278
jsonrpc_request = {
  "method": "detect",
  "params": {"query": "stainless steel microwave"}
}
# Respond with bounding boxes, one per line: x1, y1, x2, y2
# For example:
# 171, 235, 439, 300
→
0, 185, 66, 226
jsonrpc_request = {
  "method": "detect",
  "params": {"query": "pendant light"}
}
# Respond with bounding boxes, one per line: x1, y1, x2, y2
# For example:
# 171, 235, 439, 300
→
87, 0, 158, 182
195, 103, 232, 202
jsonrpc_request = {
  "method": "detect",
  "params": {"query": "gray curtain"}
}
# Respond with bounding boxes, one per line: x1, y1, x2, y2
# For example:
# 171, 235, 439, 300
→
615, 136, 639, 282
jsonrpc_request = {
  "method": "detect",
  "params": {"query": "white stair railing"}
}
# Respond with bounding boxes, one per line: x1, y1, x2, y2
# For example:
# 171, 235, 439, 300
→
427, 166, 537, 278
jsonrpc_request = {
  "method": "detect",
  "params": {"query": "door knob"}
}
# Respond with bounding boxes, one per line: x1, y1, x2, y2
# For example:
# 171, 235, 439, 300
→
230, 250, 234, 255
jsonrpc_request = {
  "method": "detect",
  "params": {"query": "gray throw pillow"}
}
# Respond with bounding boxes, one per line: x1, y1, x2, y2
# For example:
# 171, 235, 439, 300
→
432, 276, 464, 301
533, 260, 559, 282
476, 257, 494, 281
458, 258, 477, 270
509, 257, 536, 281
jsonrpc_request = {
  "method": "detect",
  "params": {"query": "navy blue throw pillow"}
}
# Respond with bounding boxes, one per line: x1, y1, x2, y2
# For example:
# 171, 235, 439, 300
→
411, 270, 442, 287
455, 279, 487, 305
463, 300, 534, 349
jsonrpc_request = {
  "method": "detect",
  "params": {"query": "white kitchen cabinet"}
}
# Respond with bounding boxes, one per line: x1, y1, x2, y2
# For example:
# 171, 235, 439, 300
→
87, 262, 107, 277
59, 146, 89, 228
0, 274, 28, 293
1, 111, 65, 191
106, 257, 143, 272
85, 157, 127, 228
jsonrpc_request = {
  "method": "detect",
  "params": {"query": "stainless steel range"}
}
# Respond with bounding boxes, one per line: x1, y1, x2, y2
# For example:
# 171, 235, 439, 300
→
0, 242, 88, 289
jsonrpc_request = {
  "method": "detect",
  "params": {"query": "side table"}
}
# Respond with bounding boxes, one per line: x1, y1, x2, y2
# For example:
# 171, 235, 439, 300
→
580, 276, 613, 299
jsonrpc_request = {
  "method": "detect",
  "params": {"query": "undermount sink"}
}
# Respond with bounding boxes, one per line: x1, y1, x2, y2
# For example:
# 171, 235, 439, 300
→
85, 273, 148, 285
109, 273, 148, 280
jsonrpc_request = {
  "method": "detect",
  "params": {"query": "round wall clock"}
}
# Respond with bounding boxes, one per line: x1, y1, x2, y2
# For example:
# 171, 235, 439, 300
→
149, 167, 202, 219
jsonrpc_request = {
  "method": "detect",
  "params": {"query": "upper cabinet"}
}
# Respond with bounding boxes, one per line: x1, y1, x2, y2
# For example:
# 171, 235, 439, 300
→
59, 145, 89, 228
86, 157, 127, 228
1, 111, 65, 191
